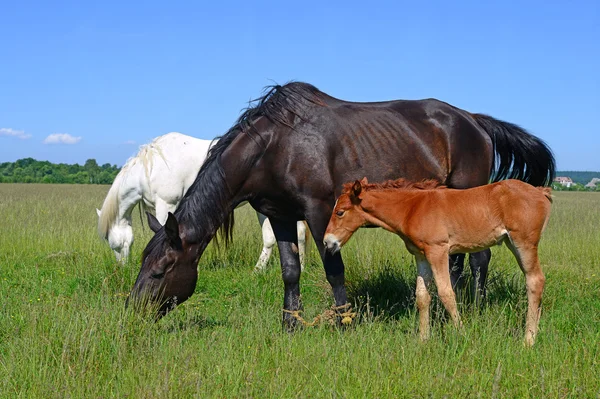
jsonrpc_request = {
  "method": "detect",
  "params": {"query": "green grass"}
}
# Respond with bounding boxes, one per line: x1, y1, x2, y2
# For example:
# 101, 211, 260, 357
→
0, 184, 599, 398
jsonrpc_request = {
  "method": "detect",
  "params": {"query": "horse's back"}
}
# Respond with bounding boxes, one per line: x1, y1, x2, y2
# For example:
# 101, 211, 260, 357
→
144, 133, 215, 204
279, 97, 490, 194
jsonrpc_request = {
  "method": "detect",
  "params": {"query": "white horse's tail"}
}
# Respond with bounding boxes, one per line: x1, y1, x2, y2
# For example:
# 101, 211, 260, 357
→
97, 165, 128, 239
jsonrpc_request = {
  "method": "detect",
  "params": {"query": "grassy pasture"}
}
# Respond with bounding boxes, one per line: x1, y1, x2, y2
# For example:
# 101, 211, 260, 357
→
0, 183, 599, 398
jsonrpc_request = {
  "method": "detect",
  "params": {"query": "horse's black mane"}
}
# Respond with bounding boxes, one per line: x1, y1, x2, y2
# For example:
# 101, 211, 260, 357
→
229, 81, 326, 138
142, 82, 326, 262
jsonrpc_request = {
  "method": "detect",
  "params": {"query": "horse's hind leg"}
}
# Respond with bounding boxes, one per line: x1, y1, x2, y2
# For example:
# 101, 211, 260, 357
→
469, 249, 491, 304
415, 255, 433, 340
426, 246, 462, 329
505, 238, 545, 346
450, 250, 490, 304
450, 253, 466, 291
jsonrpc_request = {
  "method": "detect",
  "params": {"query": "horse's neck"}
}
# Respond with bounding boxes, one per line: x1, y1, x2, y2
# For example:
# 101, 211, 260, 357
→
363, 190, 421, 233
116, 164, 146, 223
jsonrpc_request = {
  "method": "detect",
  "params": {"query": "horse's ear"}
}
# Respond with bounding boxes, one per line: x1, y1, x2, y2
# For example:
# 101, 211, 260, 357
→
96, 208, 101, 217
164, 212, 182, 249
146, 211, 162, 233
360, 177, 368, 185
350, 180, 362, 203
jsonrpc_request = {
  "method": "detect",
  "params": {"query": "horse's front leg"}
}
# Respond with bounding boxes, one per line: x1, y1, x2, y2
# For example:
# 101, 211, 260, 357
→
270, 218, 303, 331
154, 196, 176, 224
306, 204, 349, 315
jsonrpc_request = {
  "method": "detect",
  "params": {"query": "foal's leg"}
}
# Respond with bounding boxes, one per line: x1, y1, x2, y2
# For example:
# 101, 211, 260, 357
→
505, 239, 545, 347
426, 246, 462, 328
415, 255, 433, 340
270, 218, 303, 331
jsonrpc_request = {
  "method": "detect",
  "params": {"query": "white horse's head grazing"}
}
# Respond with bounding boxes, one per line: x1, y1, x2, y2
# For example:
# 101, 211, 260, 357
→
97, 208, 134, 262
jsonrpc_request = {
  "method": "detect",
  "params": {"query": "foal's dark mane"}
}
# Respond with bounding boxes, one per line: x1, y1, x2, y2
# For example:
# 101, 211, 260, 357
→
142, 82, 326, 261
343, 178, 446, 194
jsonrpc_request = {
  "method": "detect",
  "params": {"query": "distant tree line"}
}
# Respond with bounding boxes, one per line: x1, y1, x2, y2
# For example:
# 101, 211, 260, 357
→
0, 158, 120, 184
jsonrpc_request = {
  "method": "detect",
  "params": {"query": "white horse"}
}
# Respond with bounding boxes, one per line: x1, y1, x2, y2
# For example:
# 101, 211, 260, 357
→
96, 132, 306, 271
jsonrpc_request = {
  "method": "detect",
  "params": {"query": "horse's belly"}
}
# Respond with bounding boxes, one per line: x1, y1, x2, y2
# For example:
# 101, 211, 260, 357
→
448, 228, 507, 254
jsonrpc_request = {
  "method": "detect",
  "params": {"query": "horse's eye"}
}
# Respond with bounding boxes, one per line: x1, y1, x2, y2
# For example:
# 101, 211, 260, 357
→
336, 210, 345, 217
151, 271, 165, 279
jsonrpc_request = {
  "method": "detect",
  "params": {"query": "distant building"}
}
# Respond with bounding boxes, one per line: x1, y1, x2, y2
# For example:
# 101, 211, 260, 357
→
584, 177, 600, 189
554, 177, 573, 188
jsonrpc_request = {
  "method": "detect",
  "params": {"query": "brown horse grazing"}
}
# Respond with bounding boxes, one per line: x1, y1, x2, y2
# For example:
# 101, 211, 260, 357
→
323, 178, 552, 346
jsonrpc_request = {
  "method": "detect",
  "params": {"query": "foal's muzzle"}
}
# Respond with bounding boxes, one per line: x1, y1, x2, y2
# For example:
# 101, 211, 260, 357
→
323, 234, 341, 254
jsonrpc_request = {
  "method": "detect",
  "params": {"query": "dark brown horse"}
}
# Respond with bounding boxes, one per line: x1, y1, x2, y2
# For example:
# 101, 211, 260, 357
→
128, 82, 555, 327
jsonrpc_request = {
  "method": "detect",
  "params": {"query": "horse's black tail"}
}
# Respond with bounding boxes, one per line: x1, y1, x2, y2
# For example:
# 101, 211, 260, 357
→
473, 113, 555, 186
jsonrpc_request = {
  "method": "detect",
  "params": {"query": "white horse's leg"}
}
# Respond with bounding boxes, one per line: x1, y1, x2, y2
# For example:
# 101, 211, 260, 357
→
154, 197, 174, 225
296, 221, 306, 272
120, 243, 130, 262
254, 213, 276, 272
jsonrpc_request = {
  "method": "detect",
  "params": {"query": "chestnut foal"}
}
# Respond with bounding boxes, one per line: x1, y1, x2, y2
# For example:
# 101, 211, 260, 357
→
323, 178, 552, 346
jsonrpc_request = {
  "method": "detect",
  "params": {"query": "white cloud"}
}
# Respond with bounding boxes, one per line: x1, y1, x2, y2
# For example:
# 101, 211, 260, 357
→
43, 133, 82, 145
124, 140, 136, 145
0, 128, 32, 139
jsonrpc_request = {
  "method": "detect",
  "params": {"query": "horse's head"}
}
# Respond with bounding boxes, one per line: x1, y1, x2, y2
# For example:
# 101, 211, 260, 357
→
324, 177, 370, 254
96, 208, 133, 262
127, 212, 200, 317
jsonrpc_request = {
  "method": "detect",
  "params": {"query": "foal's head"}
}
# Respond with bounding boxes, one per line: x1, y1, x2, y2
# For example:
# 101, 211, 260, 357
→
323, 177, 370, 254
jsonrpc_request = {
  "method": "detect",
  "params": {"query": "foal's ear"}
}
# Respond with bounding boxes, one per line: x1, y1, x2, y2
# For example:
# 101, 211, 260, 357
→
164, 212, 182, 249
146, 211, 162, 233
96, 208, 101, 217
350, 180, 363, 202
360, 177, 368, 185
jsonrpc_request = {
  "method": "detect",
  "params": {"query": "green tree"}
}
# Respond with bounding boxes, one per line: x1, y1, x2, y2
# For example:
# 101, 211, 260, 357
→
84, 159, 100, 183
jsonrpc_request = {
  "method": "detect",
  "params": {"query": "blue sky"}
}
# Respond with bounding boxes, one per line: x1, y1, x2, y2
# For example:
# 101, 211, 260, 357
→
1, 0, 598, 170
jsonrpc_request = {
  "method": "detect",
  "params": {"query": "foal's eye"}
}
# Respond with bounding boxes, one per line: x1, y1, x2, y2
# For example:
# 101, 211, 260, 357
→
336, 210, 345, 217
